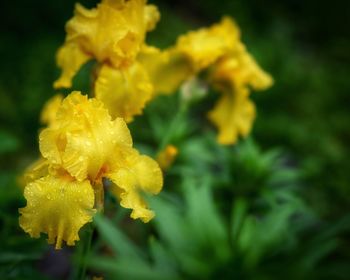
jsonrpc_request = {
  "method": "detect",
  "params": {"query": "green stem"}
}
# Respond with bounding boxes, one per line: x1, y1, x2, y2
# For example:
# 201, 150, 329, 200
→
76, 224, 94, 280
74, 183, 103, 280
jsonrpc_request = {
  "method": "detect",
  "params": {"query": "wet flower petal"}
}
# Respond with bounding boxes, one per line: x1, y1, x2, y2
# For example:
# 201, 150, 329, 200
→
40, 92, 132, 182
95, 63, 153, 122
19, 175, 96, 249
108, 148, 163, 222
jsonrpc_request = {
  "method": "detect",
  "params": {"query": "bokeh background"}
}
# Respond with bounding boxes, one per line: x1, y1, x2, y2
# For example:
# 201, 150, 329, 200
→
0, 0, 349, 279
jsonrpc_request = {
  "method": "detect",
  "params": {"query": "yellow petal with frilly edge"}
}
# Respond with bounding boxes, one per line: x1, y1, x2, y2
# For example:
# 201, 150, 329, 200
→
208, 88, 256, 145
95, 63, 153, 122
107, 148, 163, 222
19, 175, 96, 249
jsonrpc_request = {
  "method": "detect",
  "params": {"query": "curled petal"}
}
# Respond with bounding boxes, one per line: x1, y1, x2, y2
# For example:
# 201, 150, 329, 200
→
108, 149, 163, 222
95, 63, 153, 122
208, 89, 256, 145
53, 42, 91, 89
19, 175, 96, 249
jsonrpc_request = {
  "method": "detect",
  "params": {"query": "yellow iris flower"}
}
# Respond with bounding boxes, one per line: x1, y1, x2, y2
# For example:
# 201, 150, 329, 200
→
19, 92, 163, 249
140, 17, 273, 144
53, 0, 160, 122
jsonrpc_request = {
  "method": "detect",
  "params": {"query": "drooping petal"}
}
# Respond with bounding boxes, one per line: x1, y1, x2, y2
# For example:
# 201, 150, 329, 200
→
207, 88, 256, 145
19, 175, 96, 249
53, 42, 91, 89
107, 148, 163, 222
95, 63, 153, 122
40, 94, 64, 126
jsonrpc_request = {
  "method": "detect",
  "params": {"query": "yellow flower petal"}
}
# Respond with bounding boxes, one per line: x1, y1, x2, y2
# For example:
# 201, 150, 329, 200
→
175, 17, 240, 71
19, 175, 95, 249
53, 42, 91, 89
208, 88, 256, 145
108, 148, 163, 222
138, 46, 192, 95
95, 63, 153, 122
40, 94, 64, 125
156, 145, 178, 170
39, 92, 133, 182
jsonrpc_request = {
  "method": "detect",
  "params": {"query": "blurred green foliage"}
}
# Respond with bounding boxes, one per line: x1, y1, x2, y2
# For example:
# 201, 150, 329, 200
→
0, 0, 349, 279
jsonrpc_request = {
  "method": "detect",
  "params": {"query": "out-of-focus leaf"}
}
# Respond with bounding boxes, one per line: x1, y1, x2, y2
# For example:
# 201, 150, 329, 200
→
231, 198, 248, 241
0, 131, 20, 155
88, 256, 175, 280
94, 214, 144, 260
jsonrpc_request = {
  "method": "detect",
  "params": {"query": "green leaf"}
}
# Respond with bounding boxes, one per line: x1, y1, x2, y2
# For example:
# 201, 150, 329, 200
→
94, 214, 144, 260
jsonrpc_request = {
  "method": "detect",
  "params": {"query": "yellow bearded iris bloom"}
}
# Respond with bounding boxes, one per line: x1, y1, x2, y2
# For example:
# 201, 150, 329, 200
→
138, 18, 240, 96
19, 91, 163, 248
139, 16, 272, 144
53, 0, 160, 122
54, 0, 160, 88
